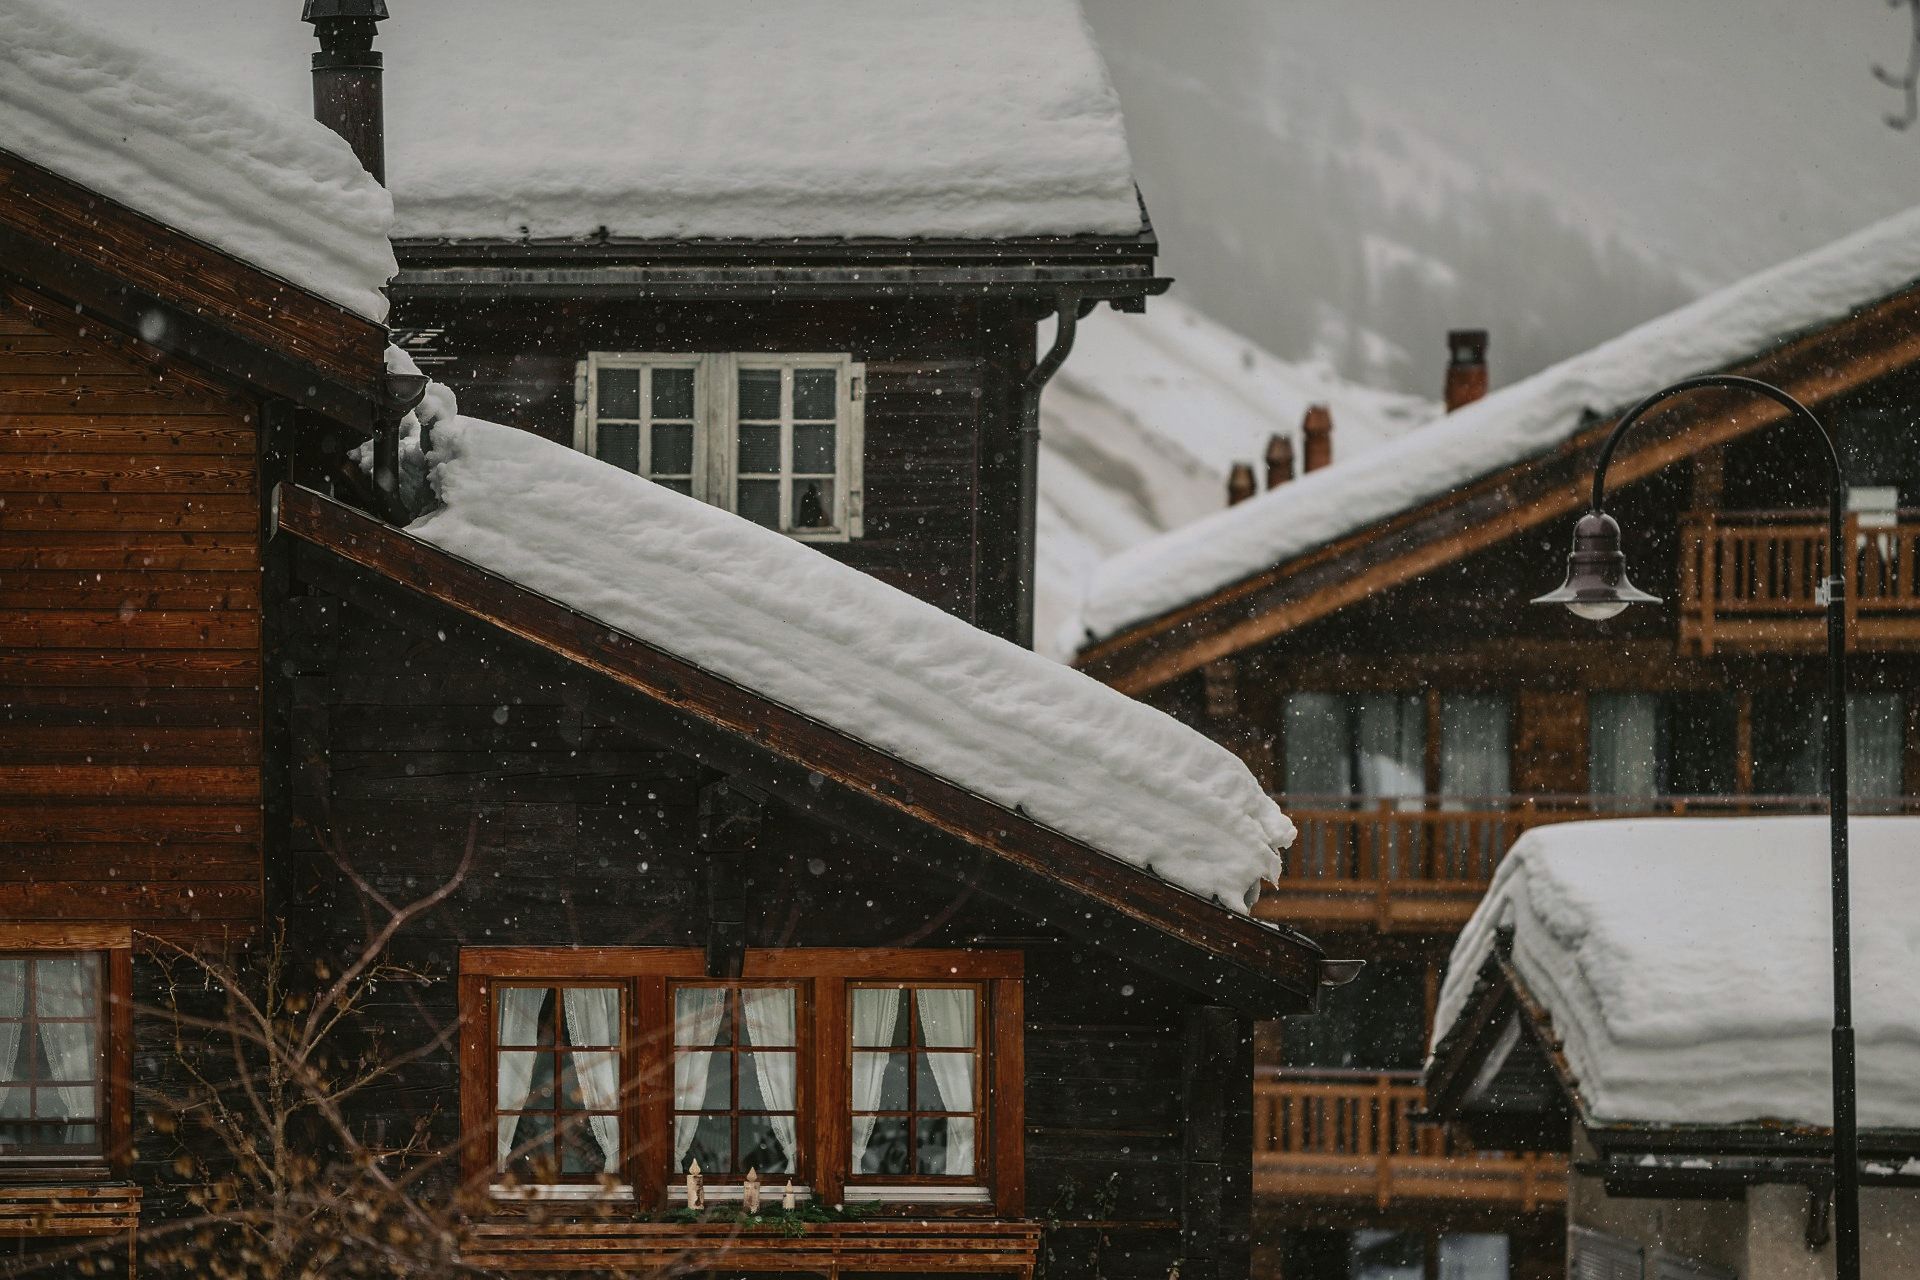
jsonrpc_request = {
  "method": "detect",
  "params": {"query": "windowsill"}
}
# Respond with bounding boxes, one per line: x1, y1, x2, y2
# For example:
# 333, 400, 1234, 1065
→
670, 1184, 814, 1206
845, 1184, 992, 1205
490, 1184, 636, 1202
0, 1158, 115, 1184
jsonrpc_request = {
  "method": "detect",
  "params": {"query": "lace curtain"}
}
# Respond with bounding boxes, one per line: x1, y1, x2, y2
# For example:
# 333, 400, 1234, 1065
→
0, 961, 24, 1123
494, 987, 546, 1166
915, 989, 976, 1176
740, 989, 797, 1170
561, 987, 621, 1174
849, 988, 902, 1171
673, 988, 728, 1169
1589, 693, 1659, 802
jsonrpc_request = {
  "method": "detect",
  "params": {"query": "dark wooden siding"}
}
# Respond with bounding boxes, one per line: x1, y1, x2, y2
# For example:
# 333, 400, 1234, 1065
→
0, 286, 262, 933
388, 295, 1031, 628
264, 566, 1243, 1279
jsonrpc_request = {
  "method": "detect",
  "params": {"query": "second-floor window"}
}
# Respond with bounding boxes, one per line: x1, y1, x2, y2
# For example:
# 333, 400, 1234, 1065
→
575, 353, 865, 542
1588, 693, 1736, 801
1280, 692, 1511, 802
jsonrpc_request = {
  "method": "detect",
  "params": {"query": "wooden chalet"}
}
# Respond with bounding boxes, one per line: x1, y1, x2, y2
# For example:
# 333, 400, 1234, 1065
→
0, 3, 1335, 1276
1424, 818, 1920, 1279
1070, 217, 1920, 1274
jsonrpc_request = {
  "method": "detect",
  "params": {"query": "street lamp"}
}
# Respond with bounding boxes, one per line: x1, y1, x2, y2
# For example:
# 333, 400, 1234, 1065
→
1534, 372, 1860, 1280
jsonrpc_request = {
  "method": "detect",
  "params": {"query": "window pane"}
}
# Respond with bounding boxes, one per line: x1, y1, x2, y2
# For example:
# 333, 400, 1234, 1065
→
657, 477, 693, 497
504, 1110, 554, 1174
739, 1113, 792, 1175
40, 1083, 96, 1121
857, 1117, 909, 1175
738, 368, 781, 420
792, 480, 833, 530
917, 1116, 974, 1176
558, 1052, 618, 1109
0, 960, 23, 1026
498, 1051, 550, 1110
35, 1024, 96, 1086
649, 423, 694, 477
792, 423, 835, 474
498, 988, 552, 1046
1283, 694, 1355, 795
559, 1115, 615, 1176
0, 1089, 25, 1119
793, 368, 837, 420
1590, 693, 1658, 801
852, 988, 908, 1046
597, 368, 640, 419
652, 367, 695, 419
681, 1116, 733, 1173
35, 957, 95, 1019
1355, 695, 1424, 798
737, 424, 780, 475
675, 989, 732, 1046
596, 423, 640, 474
916, 990, 975, 1048
739, 988, 796, 1047
915, 1052, 975, 1113
737, 481, 779, 528
1439, 694, 1511, 800
852, 1051, 909, 1111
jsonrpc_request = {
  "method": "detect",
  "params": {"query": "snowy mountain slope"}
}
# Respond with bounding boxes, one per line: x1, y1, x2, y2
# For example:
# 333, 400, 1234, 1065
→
1085, 0, 1920, 398
1035, 296, 1435, 658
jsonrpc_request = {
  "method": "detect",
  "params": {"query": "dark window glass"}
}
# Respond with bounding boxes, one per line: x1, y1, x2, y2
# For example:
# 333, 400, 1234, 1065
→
595, 423, 640, 474
597, 368, 640, 419
738, 369, 781, 420
793, 368, 837, 420
651, 367, 695, 420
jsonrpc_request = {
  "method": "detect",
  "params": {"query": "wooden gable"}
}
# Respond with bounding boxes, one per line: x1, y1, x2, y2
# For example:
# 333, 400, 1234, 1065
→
1077, 283, 1920, 696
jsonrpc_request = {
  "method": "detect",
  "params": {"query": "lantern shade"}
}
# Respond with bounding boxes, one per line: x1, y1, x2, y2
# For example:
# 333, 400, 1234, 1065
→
1532, 510, 1661, 620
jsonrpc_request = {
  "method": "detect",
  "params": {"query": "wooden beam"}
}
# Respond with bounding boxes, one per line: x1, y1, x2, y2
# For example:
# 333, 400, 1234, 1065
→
1078, 285, 1920, 693
697, 779, 765, 978
279, 492, 1326, 1015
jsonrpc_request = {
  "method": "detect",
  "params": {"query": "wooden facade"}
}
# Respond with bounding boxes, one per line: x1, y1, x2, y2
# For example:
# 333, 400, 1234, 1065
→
0, 115, 1321, 1277
1073, 283, 1920, 1272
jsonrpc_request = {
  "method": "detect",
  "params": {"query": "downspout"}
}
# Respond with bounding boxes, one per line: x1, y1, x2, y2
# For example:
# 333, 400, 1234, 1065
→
1013, 291, 1087, 649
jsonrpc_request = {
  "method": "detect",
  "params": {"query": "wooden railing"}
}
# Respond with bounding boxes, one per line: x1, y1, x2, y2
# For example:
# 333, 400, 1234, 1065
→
1679, 509, 1920, 653
1261, 793, 1919, 932
1253, 1069, 1563, 1213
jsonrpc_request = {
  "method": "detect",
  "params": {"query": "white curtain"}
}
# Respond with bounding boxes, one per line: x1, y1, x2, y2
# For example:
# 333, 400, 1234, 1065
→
561, 987, 622, 1174
0, 961, 25, 1123
1354, 696, 1423, 800
1590, 693, 1659, 803
1439, 696, 1510, 801
1282, 694, 1352, 795
494, 986, 547, 1166
1848, 694, 1904, 801
849, 987, 903, 1171
35, 956, 96, 1125
673, 988, 728, 1168
740, 988, 797, 1170
916, 989, 977, 1176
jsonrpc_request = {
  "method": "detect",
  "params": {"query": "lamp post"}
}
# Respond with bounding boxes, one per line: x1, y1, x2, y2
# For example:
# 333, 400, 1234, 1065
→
1534, 373, 1859, 1280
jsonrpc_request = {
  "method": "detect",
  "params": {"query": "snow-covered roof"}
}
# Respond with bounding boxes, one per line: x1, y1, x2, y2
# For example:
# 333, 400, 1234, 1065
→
402, 399, 1291, 913
1075, 202, 1920, 648
87, 0, 1141, 244
1434, 817, 1920, 1131
1038, 297, 1435, 658
2, 0, 394, 321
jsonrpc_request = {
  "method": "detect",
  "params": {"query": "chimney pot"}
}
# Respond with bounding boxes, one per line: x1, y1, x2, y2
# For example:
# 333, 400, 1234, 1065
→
304, 0, 390, 183
1264, 433, 1295, 489
1301, 404, 1334, 473
1226, 463, 1257, 506
1445, 328, 1489, 412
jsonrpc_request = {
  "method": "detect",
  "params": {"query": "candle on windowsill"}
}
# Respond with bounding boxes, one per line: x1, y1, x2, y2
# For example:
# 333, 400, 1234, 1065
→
687, 1160, 702, 1209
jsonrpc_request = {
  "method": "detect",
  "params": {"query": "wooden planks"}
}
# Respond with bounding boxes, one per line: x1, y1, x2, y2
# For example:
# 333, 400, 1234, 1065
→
460, 1219, 1043, 1276
0, 296, 262, 932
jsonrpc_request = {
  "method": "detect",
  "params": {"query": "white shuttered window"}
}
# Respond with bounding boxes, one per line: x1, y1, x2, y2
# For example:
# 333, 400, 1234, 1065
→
576, 353, 865, 542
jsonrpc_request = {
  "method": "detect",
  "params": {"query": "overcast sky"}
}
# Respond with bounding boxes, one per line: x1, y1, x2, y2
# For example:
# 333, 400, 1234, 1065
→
1085, 0, 1920, 394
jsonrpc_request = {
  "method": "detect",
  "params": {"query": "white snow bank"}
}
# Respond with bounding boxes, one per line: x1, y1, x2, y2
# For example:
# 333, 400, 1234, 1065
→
1, 0, 394, 320
1434, 817, 1920, 1130
409, 414, 1292, 911
1077, 203, 1920, 646
85, 0, 1139, 243
1039, 297, 1435, 657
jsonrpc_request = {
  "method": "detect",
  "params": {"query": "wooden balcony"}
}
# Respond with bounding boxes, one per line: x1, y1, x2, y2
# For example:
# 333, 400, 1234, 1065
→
1258, 793, 1914, 933
1679, 509, 1920, 654
1254, 1070, 1564, 1216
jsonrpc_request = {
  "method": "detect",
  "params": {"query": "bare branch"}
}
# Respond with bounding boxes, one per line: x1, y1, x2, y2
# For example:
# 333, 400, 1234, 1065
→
1874, 0, 1920, 129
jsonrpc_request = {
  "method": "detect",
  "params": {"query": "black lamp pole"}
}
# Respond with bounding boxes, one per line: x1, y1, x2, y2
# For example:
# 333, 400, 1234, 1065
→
1535, 373, 1858, 1280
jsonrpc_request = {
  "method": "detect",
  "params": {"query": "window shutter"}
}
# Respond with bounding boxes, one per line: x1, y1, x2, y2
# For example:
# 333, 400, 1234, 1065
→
846, 361, 866, 539
1648, 1250, 1735, 1280
1568, 1226, 1642, 1280
572, 358, 590, 453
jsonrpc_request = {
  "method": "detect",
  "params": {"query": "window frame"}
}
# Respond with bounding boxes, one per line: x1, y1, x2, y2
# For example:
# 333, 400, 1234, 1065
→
0, 925, 133, 1177
489, 979, 632, 1190
459, 948, 1021, 1214
666, 978, 811, 1186
575, 352, 866, 543
845, 981, 988, 1189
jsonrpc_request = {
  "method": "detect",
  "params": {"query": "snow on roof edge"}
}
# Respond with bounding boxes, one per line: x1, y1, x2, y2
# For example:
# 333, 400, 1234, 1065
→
1, 0, 396, 321
1074, 203, 1920, 650
1432, 816, 1920, 1131
396, 400, 1295, 916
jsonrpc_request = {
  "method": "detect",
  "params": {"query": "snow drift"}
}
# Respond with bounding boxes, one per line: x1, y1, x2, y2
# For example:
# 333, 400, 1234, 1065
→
1434, 817, 1920, 1130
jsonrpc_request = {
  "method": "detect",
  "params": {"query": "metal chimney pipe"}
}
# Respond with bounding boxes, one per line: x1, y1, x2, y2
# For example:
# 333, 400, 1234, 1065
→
303, 0, 390, 183
1445, 329, 1490, 412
